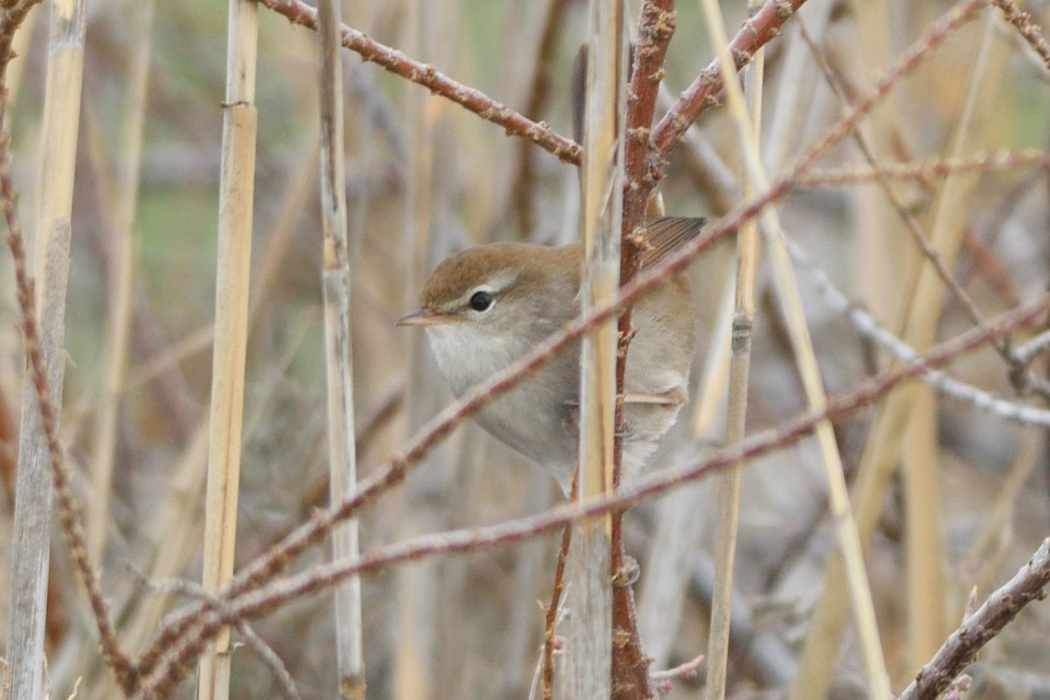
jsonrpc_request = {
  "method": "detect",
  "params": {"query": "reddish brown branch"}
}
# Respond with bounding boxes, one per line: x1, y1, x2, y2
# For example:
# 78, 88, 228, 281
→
256, 0, 581, 165
898, 537, 1050, 700
613, 4, 679, 699
649, 0, 808, 162
992, 0, 1050, 71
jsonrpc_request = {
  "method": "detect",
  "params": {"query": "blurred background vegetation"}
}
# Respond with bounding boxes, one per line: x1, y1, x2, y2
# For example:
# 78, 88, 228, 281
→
2, 0, 1050, 698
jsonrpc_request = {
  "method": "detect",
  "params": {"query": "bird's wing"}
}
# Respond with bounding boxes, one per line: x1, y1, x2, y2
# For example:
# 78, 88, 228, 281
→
640, 217, 706, 268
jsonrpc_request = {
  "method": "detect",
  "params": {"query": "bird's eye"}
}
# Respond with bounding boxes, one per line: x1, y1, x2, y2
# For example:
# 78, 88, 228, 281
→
469, 290, 493, 312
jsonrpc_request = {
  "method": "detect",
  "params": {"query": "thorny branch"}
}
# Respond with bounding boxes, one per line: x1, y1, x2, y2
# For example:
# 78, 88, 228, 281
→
256, 0, 582, 165
898, 537, 1050, 700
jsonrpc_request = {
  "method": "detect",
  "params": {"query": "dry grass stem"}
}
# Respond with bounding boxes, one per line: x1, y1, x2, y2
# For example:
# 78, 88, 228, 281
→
566, 0, 625, 696
699, 0, 891, 694
792, 4, 1007, 693
3, 0, 133, 695
703, 27, 764, 700
316, 0, 364, 695
196, 0, 259, 697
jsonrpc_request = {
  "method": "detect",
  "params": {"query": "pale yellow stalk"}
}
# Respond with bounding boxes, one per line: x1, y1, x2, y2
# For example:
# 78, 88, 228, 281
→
699, 0, 891, 696
5, 0, 87, 696
197, 0, 259, 697
317, 0, 365, 695
563, 0, 624, 697
793, 10, 1007, 693
704, 40, 763, 700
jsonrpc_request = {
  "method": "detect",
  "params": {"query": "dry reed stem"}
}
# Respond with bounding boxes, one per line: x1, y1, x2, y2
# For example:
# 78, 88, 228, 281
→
510, 0, 574, 234
137, 3, 987, 674
257, 0, 581, 165
903, 385, 950, 665
898, 537, 1050, 700
85, 0, 154, 565
393, 0, 442, 696
316, 0, 364, 695
129, 297, 1049, 699
704, 29, 763, 700
898, 15, 1009, 659
568, 0, 624, 696
2, 0, 136, 694
699, 0, 891, 694
793, 5, 1006, 693
762, 2, 833, 173
848, 0, 905, 330
196, 0, 259, 697
804, 13, 989, 673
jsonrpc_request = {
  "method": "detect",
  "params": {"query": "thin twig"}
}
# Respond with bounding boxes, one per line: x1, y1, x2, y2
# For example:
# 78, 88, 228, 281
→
256, 0, 581, 165
612, 3, 681, 698
649, 0, 809, 161
541, 477, 576, 700
991, 0, 1050, 71
785, 235, 1050, 427
144, 578, 303, 700
898, 537, 1050, 700
797, 148, 1050, 186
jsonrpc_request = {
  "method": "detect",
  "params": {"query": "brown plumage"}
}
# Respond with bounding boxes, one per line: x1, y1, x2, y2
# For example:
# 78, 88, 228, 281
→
399, 216, 704, 493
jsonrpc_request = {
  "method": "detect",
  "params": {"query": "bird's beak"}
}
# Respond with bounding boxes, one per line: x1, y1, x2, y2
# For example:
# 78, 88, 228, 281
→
395, 309, 448, 327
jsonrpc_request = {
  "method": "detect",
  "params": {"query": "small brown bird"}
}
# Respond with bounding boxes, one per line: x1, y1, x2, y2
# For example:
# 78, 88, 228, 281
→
398, 217, 703, 494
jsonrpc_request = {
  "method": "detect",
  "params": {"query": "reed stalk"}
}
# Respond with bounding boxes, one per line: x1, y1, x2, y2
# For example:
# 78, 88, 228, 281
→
196, 0, 259, 697
704, 36, 764, 700
564, 0, 626, 697
6, 0, 86, 696
699, 0, 891, 695
792, 8, 1007, 694
316, 0, 364, 696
